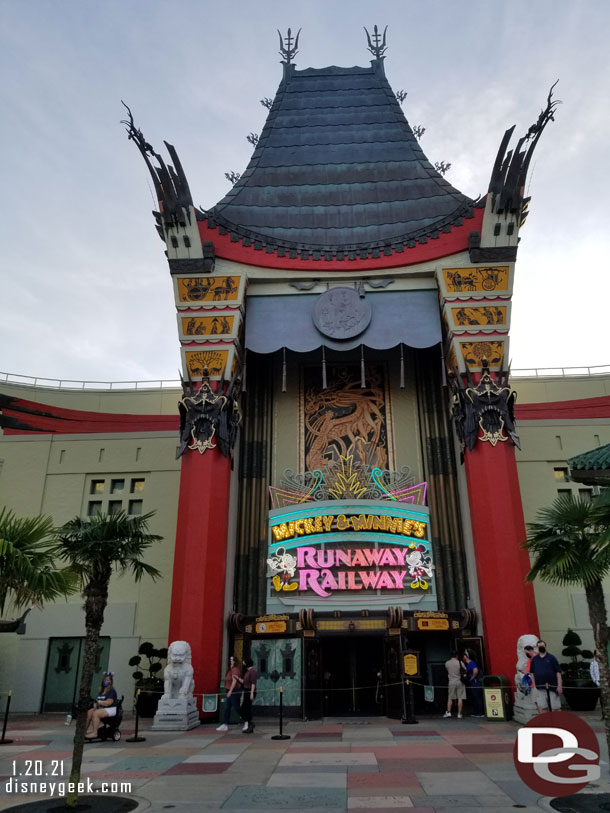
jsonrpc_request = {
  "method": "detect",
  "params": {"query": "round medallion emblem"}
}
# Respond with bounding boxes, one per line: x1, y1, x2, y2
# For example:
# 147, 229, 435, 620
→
312, 287, 372, 340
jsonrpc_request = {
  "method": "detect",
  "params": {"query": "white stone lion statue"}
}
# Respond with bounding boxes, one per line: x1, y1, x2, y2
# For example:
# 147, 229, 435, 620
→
162, 640, 195, 700
515, 633, 538, 692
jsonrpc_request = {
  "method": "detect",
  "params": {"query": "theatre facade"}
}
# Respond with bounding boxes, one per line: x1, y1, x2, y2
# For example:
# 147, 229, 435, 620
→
2, 31, 610, 716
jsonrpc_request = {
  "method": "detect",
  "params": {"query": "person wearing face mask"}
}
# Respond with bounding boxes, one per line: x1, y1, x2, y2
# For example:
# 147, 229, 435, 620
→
529, 640, 563, 712
85, 672, 119, 739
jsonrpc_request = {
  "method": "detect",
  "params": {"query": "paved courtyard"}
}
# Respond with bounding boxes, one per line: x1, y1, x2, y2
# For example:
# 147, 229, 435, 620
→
0, 712, 608, 812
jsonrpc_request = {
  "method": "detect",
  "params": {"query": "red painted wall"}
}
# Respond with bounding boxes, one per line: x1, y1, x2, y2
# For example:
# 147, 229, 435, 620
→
464, 440, 539, 682
168, 446, 232, 713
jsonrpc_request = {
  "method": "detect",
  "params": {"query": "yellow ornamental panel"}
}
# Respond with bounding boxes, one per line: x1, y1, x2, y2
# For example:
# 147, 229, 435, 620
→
181, 314, 236, 337
175, 275, 242, 305
450, 305, 507, 327
460, 340, 505, 371
442, 266, 509, 294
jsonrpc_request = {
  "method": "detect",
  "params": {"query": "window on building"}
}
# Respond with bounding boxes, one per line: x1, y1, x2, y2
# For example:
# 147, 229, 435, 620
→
87, 501, 102, 516
128, 500, 143, 515
110, 479, 125, 494
553, 468, 569, 482
90, 480, 105, 494
557, 488, 572, 498
108, 500, 123, 515
579, 489, 593, 503
130, 478, 145, 493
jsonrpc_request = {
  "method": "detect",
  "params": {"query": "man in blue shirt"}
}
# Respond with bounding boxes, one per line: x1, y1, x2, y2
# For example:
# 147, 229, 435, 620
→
529, 639, 563, 713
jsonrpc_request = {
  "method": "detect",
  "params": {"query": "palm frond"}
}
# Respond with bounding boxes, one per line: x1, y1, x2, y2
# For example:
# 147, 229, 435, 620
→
524, 493, 610, 587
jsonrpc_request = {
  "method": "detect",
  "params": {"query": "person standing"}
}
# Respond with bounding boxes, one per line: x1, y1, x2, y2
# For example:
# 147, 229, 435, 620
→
240, 657, 257, 734
529, 639, 563, 712
444, 650, 466, 719
216, 655, 242, 732
463, 650, 484, 716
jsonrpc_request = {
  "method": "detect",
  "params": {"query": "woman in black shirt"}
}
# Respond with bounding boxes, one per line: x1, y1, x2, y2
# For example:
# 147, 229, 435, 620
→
85, 672, 118, 739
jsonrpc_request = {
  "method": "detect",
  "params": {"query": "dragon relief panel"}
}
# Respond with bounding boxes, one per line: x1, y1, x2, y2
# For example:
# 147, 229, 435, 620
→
301, 364, 393, 472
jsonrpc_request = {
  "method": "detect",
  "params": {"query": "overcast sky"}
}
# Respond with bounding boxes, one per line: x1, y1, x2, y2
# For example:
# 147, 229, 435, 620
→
1, 0, 608, 384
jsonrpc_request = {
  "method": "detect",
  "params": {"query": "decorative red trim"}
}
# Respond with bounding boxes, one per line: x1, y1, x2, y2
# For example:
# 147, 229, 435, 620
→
1, 396, 178, 435
169, 448, 232, 711
464, 440, 539, 680
197, 207, 484, 271
515, 394, 610, 421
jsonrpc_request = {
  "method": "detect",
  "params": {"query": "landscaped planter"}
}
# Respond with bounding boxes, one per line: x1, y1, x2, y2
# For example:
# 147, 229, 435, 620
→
563, 680, 599, 712
136, 689, 161, 717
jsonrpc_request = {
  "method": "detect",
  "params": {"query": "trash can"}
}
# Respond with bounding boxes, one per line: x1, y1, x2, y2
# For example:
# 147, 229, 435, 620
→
482, 675, 513, 721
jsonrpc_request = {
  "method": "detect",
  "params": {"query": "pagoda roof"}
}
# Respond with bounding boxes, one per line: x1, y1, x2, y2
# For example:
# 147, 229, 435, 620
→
568, 443, 610, 485
203, 61, 478, 260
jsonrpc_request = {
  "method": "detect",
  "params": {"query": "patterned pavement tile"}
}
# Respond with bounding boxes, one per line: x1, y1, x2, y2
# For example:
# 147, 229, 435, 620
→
287, 746, 354, 753
454, 742, 514, 753
267, 772, 347, 788
416, 770, 506, 796
354, 744, 463, 758
347, 796, 414, 808
348, 772, 421, 789
279, 752, 376, 766
390, 730, 441, 737
378, 758, 474, 773
294, 731, 341, 739
0, 746, 39, 754
110, 754, 185, 771
184, 753, 240, 763
274, 765, 348, 774
163, 762, 231, 774
222, 785, 346, 808
87, 769, 160, 779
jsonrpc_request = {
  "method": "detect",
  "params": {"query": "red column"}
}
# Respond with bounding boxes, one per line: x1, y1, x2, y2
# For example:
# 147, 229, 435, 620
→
464, 440, 539, 681
169, 446, 232, 712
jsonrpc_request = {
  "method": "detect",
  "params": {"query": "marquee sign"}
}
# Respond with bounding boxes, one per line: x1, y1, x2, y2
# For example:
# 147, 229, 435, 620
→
266, 500, 435, 610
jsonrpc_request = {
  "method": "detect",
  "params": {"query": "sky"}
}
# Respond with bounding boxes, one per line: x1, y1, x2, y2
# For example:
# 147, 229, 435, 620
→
1, 0, 609, 384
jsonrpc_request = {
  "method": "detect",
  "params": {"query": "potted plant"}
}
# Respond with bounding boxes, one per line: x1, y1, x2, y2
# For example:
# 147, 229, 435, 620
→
129, 641, 168, 717
560, 629, 599, 711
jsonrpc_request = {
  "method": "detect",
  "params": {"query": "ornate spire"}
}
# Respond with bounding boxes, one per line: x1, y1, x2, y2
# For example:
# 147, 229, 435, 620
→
277, 27, 301, 65
364, 25, 388, 59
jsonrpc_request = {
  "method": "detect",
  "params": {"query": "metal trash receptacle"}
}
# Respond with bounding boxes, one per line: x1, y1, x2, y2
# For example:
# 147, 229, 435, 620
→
482, 675, 513, 721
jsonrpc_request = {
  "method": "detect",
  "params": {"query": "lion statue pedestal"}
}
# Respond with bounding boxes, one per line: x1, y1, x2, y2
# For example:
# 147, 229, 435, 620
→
512, 633, 539, 725
153, 640, 200, 731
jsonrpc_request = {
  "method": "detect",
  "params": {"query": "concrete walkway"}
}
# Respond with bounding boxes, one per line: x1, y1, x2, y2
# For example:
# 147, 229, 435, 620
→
0, 712, 608, 811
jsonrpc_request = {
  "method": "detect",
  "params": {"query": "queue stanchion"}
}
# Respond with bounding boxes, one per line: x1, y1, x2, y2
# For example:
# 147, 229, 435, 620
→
271, 686, 290, 741
402, 679, 419, 725
126, 688, 146, 743
0, 690, 13, 744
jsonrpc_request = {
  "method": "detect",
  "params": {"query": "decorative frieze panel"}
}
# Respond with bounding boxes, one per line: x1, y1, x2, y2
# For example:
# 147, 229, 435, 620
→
446, 302, 510, 333
173, 274, 246, 308
439, 265, 512, 299
181, 344, 241, 382
177, 312, 242, 343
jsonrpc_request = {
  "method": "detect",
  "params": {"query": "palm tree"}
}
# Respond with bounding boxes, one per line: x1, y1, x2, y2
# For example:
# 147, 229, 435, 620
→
0, 508, 77, 626
55, 511, 162, 808
524, 492, 610, 751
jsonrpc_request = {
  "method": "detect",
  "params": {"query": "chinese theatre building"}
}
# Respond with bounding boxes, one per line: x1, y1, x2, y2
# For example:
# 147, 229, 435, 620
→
1, 29, 570, 716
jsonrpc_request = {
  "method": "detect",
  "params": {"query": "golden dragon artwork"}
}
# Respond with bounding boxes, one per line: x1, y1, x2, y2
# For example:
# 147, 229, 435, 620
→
303, 365, 390, 472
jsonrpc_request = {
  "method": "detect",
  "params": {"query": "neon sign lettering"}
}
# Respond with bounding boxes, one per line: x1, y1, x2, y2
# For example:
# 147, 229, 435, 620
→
267, 544, 434, 597
271, 513, 427, 542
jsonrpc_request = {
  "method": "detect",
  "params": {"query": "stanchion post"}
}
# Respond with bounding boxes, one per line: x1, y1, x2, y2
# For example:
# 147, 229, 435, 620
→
126, 688, 146, 743
271, 686, 290, 741
402, 679, 419, 725
0, 690, 14, 745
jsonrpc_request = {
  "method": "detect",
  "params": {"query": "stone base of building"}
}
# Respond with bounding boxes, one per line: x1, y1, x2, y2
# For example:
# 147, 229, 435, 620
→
152, 696, 200, 730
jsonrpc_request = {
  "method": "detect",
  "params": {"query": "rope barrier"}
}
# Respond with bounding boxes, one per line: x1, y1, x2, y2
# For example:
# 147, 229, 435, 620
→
130, 678, 591, 703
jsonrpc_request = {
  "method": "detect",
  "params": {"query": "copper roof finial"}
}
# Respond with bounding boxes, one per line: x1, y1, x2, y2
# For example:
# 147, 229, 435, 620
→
364, 25, 388, 59
277, 27, 301, 65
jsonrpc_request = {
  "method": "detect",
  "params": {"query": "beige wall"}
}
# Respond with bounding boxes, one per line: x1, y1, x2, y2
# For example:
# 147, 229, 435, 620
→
514, 372, 610, 657
0, 384, 181, 710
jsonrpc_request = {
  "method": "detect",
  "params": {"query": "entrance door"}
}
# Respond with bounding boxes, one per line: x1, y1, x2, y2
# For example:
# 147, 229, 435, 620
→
41, 637, 110, 712
321, 636, 384, 716
303, 638, 323, 720
383, 635, 404, 719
